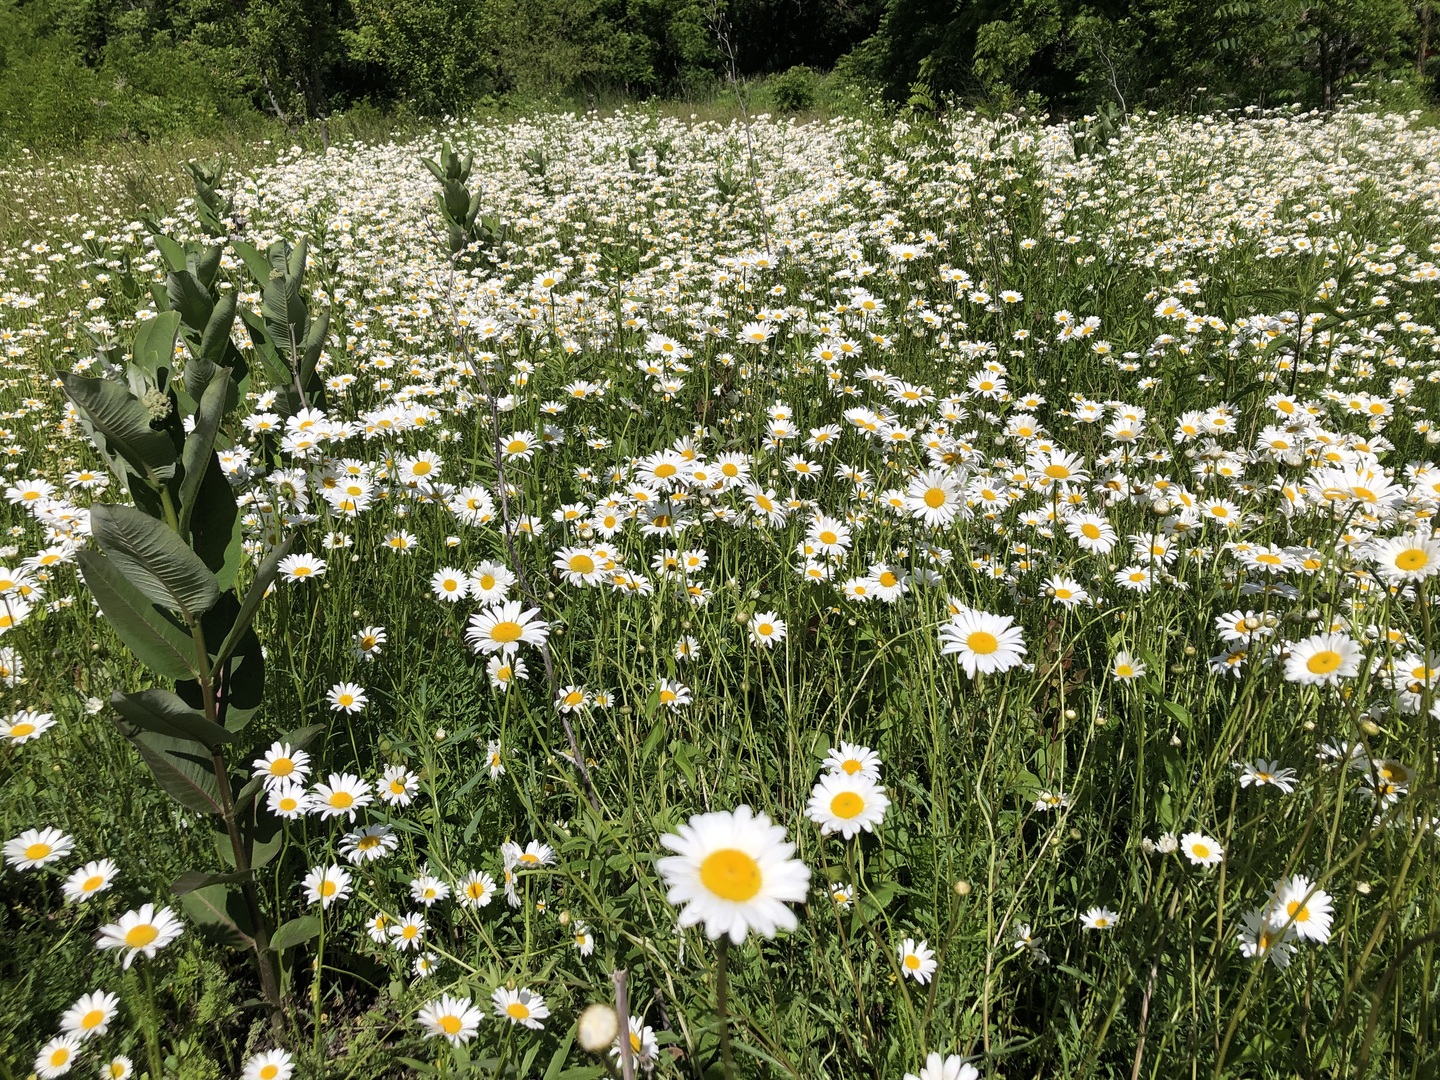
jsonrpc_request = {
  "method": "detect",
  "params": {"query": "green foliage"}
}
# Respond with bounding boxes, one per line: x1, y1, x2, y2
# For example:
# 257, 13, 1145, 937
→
770, 65, 820, 112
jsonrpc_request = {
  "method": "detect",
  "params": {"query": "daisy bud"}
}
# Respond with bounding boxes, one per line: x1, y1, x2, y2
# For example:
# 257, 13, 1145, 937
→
1169, 733, 1182, 747
954, 879, 971, 896
1361, 720, 1380, 736
1064, 709, 1077, 720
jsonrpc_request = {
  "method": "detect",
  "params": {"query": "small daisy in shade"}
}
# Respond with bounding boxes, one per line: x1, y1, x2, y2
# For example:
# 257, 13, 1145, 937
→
573, 921, 596, 956
309, 773, 373, 821
1237, 906, 1297, 968
63, 858, 117, 903
492, 986, 550, 1029
5, 826, 74, 870
1238, 759, 1298, 793
611, 1014, 660, 1069
555, 684, 590, 713
413, 952, 439, 978
354, 625, 386, 662
1180, 832, 1223, 867
240, 1049, 295, 1080
252, 742, 311, 790
486, 655, 528, 692
389, 912, 426, 951
486, 740, 506, 778
807, 772, 890, 839
939, 608, 1027, 677
1, 708, 54, 745
656, 678, 691, 710
748, 611, 787, 648
60, 989, 119, 1039
35, 1034, 81, 1078
457, 869, 497, 908
506, 840, 557, 868
1081, 906, 1119, 931
302, 864, 353, 909
326, 682, 367, 714
277, 553, 326, 583
340, 824, 397, 865
100, 1057, 133, 1079
417, 994, 483, 1045
656, 805, 811, 943
96, 904, 183, 967
1111, 652, 1146, 681
1283, 632, 1363, 686
824, 741, 882, 780
365, 912, 392, 944
377, 764, 419, 806
828, 883, 855, 909
897, 938, 937, 983
410, 873, 451, 906
904, 1053, 979, 1080
1269, 874, 1334, 943
267, 782, 308, 819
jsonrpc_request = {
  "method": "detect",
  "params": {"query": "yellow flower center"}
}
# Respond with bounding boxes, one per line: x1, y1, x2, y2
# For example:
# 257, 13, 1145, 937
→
260, 1066, 279, 1080
24, 842, 50, 861
564, 691, 584, 707
124, 924, 160, 948
439, 1015, 463, 1035
699, 848, 762, 901
330, 791, 355, 809
1306, 650, 1342, 675
878, 571, 899, 588
830, 791, 864, 819
320, 880, 337, 896
81, 1008, 104, 1029
1082, 523, 1101, 539
490, 621, 523, 643
967, 631, 999, 655
506, 439, 529, 454
569, 554, 595, 574
1396, 548, 1429, 571
923, 487, 946, 509
50, 1047, 71, 1066
1044, 464, 1071, 479
655, 463, 677, 478
819, 530, 838, 545
1192, 843, 1210, 859
411, 461, 432, 475
507, 1002, 531, 1020
1286, 900, 1309, 922
903, 954, 921, 969
82, 874, 104, 892
9, 722, 34, 737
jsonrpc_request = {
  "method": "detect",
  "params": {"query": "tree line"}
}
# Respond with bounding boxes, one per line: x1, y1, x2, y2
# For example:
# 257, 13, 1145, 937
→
0, 0, 1427, 147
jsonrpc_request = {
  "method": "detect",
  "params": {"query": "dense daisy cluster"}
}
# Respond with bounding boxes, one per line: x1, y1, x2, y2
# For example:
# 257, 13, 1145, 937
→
2, 103, 1440, 1075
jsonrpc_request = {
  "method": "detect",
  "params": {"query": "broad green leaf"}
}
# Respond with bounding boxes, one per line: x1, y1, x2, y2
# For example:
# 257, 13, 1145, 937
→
270, 915, 322, 953
229, 239, 273, 285
123, 728, 223, 816
178, 374, 230, 537
112, 687, 231, 748
77, 550, 197, 680
214, 536, 292, 670
90, 504, 220, 619
148, 230, 188, 272
166, 271, 213, 334
59, 374, 177, 482
199, 293, 238, 364
133, 310, 182, 389
188, 458, 243, 590
179, 881, 254, 950
172, 868, 252, 896
262, 275, 307, 358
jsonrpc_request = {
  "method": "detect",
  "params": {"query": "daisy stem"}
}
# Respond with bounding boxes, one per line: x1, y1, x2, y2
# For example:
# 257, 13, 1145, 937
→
715, 937, 738, 1080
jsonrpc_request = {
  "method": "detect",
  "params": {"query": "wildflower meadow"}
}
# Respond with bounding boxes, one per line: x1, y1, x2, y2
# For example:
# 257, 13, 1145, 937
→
2, 103, 1440, 1078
